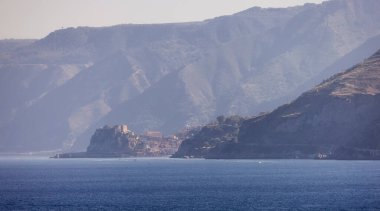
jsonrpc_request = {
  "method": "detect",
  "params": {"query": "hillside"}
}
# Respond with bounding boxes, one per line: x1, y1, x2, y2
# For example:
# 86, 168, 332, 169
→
174, 49, 380, 159
1, 0, 380, 152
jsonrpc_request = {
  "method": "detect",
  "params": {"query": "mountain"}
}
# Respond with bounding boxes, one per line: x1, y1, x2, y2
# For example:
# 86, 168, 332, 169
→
2, 0, 380, 152
173, 49, 380, 159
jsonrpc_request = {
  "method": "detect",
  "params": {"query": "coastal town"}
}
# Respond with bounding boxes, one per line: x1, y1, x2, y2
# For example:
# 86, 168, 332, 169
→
52, 124, 196, 158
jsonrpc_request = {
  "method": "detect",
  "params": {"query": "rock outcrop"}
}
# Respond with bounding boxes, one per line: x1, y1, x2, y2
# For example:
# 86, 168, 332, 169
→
86, 125, 140, 156
173, 49, 380, 159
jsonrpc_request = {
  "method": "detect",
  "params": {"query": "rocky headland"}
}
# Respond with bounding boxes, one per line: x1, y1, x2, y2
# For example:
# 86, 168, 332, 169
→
53, 125, 181, 158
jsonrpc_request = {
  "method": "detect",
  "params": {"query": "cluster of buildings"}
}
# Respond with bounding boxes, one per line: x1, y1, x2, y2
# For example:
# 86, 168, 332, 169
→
130, 128, 182, 157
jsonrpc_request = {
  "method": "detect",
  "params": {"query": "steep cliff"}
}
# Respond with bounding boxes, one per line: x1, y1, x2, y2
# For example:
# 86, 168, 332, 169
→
174, 49, 380, 159
86, 125, 140, 155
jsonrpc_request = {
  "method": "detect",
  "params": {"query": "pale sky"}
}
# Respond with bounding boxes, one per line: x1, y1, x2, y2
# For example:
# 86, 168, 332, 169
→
0, 0, 327, 39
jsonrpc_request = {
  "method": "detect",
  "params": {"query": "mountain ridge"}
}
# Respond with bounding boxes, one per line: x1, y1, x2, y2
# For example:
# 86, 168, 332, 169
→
173, 49, 380, 159
1, 0, 380, 152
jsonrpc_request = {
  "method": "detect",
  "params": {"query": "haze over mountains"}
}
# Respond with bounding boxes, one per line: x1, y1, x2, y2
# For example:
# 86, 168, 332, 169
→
174, 49, 380, 159
1, 0, 380, 152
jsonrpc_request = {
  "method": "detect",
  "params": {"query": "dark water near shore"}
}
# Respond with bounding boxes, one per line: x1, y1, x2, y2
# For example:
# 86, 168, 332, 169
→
0, 157, 379, 210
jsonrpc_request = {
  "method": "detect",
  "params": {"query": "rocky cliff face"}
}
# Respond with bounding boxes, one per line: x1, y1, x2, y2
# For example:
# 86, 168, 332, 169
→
174, 49, 380, 159
86, 125, 140, 155
2, 0, 380, 152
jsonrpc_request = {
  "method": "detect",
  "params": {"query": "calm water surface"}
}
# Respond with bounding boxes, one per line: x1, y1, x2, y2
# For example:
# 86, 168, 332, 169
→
0, 157, 379, 210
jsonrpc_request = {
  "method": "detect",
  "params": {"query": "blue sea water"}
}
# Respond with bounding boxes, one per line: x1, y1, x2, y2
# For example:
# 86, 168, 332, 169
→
0, 157, 379, 210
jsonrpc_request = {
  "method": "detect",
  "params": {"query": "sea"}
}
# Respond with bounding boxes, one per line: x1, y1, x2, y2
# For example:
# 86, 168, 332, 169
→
0, 157, 379, 210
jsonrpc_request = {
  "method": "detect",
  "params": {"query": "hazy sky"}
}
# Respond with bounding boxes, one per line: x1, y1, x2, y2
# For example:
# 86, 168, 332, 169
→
0, 0, 327, 39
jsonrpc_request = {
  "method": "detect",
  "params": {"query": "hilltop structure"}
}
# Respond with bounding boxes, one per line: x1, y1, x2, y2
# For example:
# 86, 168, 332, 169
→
53, 124, 181, 158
